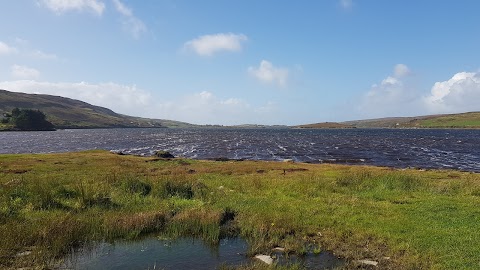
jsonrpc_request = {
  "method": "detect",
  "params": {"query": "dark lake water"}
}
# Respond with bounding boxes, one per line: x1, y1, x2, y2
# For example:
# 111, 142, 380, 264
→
1, 128, 479, 172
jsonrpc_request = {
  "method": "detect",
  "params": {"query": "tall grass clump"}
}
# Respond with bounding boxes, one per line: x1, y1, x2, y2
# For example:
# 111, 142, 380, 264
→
75, 180, 115, 209
156, 177, 210, 200
335, 170, 372, 189
165, 207, 222, 244
157, 179, 194, 199
104, 211, 167, 239
121, 176, 152, 196
335, 170, 424, 192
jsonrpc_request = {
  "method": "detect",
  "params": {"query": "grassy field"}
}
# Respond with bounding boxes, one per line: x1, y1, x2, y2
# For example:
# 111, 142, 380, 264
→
1, 151, 480, 269
343, 112, 480, 128
416, 112, 480, 128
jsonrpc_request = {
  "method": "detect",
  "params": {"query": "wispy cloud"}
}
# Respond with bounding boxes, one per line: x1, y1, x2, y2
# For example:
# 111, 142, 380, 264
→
248, 60, 289, 88
2, 38, 59, 60
112, 0, 146, 39
152, 91, 277, 125
0, 80, 152, 117
39, 0, 106, 15
393, 63, 411, 78
340, 0, 353, 9
0, 80, 276, 125
356, 64, 421, 118
30, 50, 59, 60
0, 41, 18, 55
184, 33, 248, 56
11, 65, 41, 80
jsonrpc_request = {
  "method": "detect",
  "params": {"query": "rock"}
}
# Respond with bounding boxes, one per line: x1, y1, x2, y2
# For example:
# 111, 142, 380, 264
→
283, 159, 294, 163
255, 254, 273, 265
272, 247, 286, 252
16, 251, 32, 257
357, 259, 379, 266
154, 151, 175, 158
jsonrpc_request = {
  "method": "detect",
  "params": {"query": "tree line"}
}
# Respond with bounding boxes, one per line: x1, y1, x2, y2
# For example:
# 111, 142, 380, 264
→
2, 108, 55, 131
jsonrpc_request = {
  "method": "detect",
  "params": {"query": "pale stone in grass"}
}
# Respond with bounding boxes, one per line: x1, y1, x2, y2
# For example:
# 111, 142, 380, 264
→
357, 259, 378, 266
255, 254, 273, 265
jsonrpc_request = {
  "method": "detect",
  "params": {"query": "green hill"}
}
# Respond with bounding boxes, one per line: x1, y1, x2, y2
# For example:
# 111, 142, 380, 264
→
0, 89, 193, 129
411, 112, 480, 128
343, 112, 480, 128
295, 122, 355, 129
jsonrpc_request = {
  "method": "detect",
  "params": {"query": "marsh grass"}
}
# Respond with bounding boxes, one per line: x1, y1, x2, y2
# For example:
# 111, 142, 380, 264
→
0, 151, 479, 269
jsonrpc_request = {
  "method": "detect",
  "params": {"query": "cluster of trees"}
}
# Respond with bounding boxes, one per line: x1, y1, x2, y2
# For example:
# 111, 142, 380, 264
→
2, 108, 55, 131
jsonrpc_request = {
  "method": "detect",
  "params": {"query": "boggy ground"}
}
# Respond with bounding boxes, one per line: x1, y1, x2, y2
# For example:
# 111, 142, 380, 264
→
1, 150, 479, 269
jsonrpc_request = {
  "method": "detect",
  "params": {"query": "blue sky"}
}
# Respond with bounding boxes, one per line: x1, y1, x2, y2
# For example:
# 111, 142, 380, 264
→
1, 0, 480, 125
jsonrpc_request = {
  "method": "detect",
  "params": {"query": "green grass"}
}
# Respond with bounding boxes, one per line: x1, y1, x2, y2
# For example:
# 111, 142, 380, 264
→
1, 151, 480, 269
419, 112, 480, 128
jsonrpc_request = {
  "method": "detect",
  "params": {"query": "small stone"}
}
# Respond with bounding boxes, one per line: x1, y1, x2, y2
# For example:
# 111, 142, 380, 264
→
16, 251, 32, 257
255, 254, 273, 265
272, 247, 285, 252
357, 259, 378, 266
283, 159, 294, 163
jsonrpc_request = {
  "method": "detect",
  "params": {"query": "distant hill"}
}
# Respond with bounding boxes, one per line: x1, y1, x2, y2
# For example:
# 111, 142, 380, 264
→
343, 112, 480, 128
295, 122, 355, 129
0, 89, 194, 129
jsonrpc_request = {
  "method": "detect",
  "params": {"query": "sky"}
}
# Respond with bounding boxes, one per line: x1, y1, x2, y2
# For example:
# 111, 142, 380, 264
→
1, 0, 480, 125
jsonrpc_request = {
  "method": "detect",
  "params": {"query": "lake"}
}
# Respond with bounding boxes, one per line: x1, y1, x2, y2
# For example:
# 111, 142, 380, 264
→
1, 128, 479, 172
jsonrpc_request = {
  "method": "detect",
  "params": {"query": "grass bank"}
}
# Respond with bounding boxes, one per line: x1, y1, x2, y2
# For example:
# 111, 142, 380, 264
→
1, 150, 479, 269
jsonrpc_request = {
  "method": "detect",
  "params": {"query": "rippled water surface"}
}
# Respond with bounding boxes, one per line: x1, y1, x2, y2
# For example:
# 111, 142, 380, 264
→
64, 237, 344, 270
64, 237, 249, 270
1, 128, 479, 172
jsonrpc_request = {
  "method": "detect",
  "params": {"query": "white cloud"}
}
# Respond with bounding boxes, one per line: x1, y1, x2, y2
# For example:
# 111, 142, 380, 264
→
340, 0, 353, 9
154, 91, 277, 125
184, 33, 248, 56
424, 71, 480, 113
0, 80, 151, 117
394, 63, 411, 78
0, 80, 276, 125
111, 0, 131, 16
30, 50, 59, 60
9, 38, 59, 60
356, 64, 422, 118
39, 0, 105, 15
112, 0, 146, 39
248, 60, 289, 87
11, 65, 41, 80
0, 41, 18, 55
